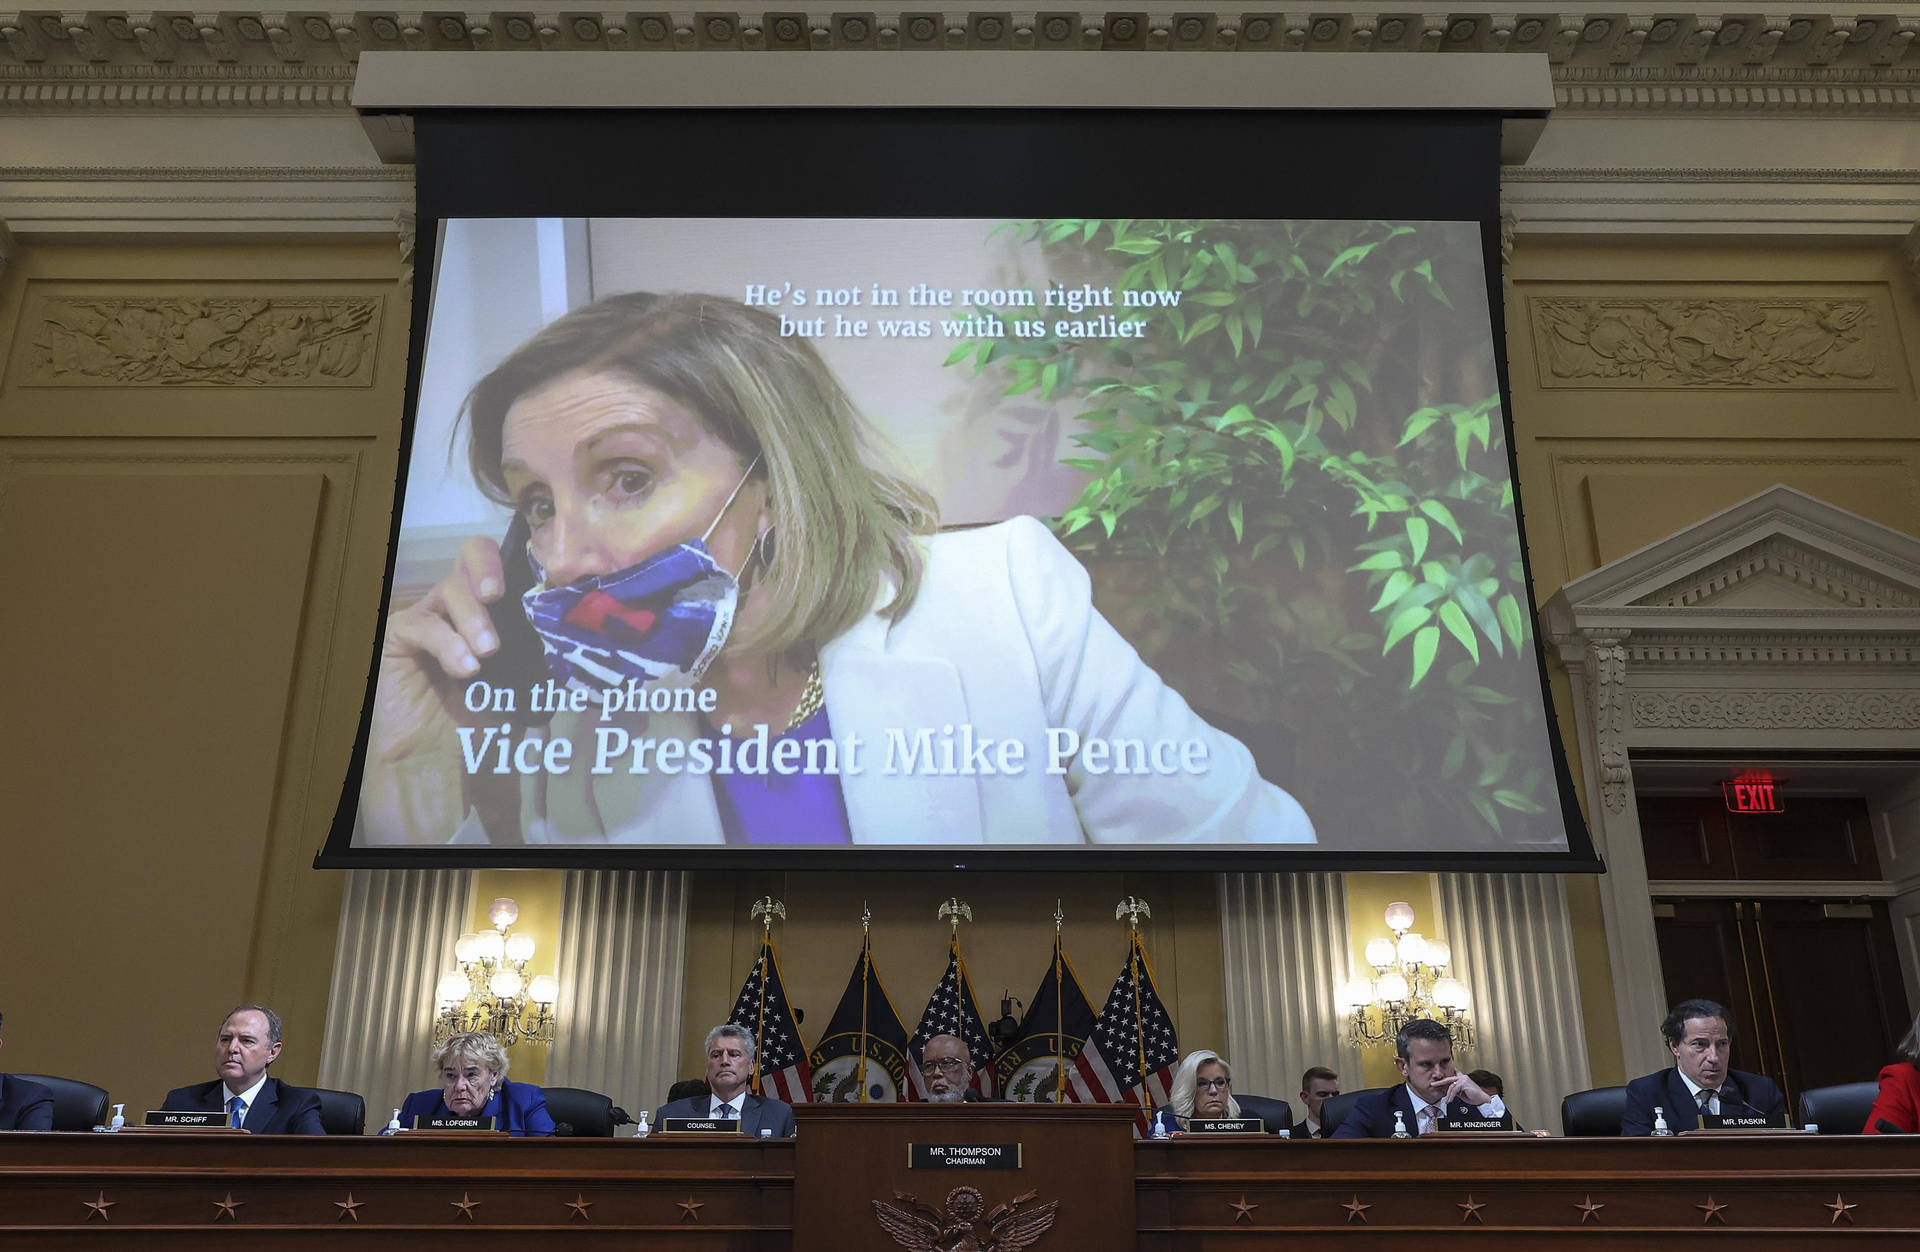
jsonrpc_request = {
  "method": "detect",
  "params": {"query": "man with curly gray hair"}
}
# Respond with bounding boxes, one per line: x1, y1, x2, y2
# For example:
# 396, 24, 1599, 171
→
656, 1023, 795, 1137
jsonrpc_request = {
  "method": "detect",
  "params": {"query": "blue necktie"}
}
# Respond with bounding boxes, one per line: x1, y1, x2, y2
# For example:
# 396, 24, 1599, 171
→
228, 1096, 245, 1129
720, 1104, 737, 1121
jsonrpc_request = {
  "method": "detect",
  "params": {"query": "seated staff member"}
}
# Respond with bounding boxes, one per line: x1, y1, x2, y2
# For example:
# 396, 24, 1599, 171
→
1334, 1019, 1508, 1138
1622, 998, 1786, 1135
1297, 1066, 1340, 1139
161, 1005, 323, 1134
1866, 1011, 1920, 1133
656, 1024, 795, 1137
0, 1010, 54, 1132
1151, 1049, 1240, 1135
920, 1035, 992, 1104
399, 1031, 554, 1136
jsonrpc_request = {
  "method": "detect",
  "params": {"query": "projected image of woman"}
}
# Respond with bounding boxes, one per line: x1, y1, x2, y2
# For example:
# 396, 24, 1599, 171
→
360, 292, 1313, 847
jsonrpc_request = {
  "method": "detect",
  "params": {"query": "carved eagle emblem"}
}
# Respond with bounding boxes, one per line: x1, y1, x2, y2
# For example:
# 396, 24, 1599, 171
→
872, 1186, 1059, 1252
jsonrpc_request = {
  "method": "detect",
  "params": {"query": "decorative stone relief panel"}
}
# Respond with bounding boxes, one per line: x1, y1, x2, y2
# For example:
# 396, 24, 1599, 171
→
21, 293, 381, 386
1631, 688, 1920, 729
1530, 295, 1884, 388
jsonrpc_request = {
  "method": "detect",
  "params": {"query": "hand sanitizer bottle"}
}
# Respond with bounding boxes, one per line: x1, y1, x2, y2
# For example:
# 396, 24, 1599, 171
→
1150, 1117, 1170, 1140
635, 1110, 651, 1139
383, 1108, 402, 1136
1652, 1107, 1673, 1137
1391, 1110, 1410, 1138
108, 1104, 126, 1132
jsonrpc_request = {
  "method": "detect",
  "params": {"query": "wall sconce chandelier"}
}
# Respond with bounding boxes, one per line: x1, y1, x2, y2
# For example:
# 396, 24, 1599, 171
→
1339, 900, 1474, 1053
434, 896, 558, 1048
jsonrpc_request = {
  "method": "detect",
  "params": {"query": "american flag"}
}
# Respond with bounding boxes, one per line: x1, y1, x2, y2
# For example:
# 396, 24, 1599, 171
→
1064, 934, 1179, 1136
906, 936, 996, 1100
726, 937, 812, 1105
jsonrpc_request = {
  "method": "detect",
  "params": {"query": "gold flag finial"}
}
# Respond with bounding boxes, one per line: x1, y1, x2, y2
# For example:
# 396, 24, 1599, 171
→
938, 897, 973, 934
1116, 897, 1151, 930
861, 900, 872, 934
749, 896, 786, 934
1054, 900, 1065, 934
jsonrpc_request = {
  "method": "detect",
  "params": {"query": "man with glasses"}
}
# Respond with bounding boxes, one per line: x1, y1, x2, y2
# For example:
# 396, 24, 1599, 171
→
920, 1034, 990, 1103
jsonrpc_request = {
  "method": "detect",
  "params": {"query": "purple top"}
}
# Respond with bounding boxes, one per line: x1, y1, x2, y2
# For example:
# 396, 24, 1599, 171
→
711, 705, 853, 845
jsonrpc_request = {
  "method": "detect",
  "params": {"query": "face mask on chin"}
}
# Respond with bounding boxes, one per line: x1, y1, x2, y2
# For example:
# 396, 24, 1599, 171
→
521, 458, 763, 694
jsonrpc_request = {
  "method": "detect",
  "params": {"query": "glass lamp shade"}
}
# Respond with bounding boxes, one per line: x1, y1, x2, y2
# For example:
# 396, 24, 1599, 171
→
473, 930, 506, 962
489, 967, 524, 999
435, 972, 470, 1007
454, 933, 480, 964
528, 974, 559, 1005
488, 897, 520, 928
1364, 937, 1397, 969
505, 933, 536, 963
1376, 971, 1411, 1002
1396, 932, 1428, 967
1337, 977, 1374, 1009
1433, 977, 1470, 1010
1423, 938, 1452, 970
1383, 900, 1417, 932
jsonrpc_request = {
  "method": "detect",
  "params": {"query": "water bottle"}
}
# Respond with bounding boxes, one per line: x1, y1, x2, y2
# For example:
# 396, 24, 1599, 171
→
634, 1110, 651, 1139
1652, 1106, 1673, 1137
1391, 1110, 1410, 1139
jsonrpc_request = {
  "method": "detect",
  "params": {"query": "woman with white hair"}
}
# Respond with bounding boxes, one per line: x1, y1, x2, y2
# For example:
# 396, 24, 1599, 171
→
397, 1031, 554, 1136
1151, 1048, 1241, 1136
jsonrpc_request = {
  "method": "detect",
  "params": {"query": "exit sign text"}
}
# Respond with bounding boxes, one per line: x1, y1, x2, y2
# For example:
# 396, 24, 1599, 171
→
1722, 779, 1785, 814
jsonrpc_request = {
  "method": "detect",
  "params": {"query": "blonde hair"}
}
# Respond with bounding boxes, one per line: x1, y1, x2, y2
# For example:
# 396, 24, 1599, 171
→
463, 291, 938, 661
1166, 1049, 1242, 1124
432, 1031, 509, 1083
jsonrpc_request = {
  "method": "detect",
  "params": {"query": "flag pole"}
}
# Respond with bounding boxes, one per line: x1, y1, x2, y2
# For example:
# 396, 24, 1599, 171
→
1053, 900, 1067, 1103
1117, 897, 1153, 1102
937, 897, 974, 1094
748, 896, 785, 1096
857, 901, 871, 1104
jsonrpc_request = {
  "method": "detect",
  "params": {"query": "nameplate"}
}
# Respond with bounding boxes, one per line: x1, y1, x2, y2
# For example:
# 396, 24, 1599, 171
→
662, 1118, 744, 1134
1698, 1113, 1791, 1131
1188, 1118, 1266, 1135
1438, 1114, 1515, 1132
144, 1111, 233, 1129
414, 1115, 497, 1131
908, 1143, 1021, 1169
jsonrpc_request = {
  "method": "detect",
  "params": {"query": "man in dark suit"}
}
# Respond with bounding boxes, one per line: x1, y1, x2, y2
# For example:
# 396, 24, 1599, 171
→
0, 1011, 56, 1131
160, 1005, 324, 1135
1622, 998, 1787, 1135
1296, 1066, 1340, 1138
1334, 1019, 1509, 1137
656, 1023, 796, 1137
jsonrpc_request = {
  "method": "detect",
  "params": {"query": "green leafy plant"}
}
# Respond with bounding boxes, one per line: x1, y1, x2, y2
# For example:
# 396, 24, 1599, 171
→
944, 219, 1553, 845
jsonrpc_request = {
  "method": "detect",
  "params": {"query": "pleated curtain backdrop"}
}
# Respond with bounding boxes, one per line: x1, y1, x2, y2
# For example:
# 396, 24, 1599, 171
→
542, 869, 690, 1125
317, 867, 473, 1128
1431, 872, 1592, 1136
1218, 872, 1364, 1109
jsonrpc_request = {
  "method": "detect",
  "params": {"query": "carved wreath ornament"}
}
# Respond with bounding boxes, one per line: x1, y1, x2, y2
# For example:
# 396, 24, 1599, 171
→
1532, 297, 1877, 388
873, 1186, 1059, 1252
28, 296, 379, 386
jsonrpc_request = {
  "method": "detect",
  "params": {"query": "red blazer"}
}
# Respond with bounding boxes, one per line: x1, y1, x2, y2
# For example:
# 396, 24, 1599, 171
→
1863, 1062, 1920, 1134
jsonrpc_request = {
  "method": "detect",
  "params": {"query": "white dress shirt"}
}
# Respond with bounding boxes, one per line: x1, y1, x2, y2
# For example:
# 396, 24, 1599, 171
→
1406, 1084, 1507, 1134
221, 1075, 269, 1126
710, 1092, 746, 1120
1678, 1070, 1721, 1116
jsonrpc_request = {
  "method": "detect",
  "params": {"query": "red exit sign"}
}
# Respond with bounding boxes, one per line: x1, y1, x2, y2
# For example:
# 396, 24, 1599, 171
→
1723, 778, 1785, 814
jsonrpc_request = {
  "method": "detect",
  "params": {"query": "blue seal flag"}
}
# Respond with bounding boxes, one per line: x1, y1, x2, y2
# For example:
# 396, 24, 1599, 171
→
992, 935, 1097, 1103
806, 933, 911, 1102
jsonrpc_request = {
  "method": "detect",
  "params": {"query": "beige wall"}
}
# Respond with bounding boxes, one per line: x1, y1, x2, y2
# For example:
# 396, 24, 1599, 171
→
0, 236, 407, 1107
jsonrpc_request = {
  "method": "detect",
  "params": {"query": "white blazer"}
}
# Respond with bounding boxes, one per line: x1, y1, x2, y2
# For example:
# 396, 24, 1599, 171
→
522, 515, 1314, 846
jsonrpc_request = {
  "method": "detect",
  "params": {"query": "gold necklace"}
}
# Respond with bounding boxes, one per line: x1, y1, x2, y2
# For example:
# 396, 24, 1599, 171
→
785, 661, 824, 731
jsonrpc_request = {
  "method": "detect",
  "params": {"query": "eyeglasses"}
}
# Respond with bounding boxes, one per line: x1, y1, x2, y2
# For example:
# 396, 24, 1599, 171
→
921, 1057, 968, 1073
1196, 1077, 1231, 1090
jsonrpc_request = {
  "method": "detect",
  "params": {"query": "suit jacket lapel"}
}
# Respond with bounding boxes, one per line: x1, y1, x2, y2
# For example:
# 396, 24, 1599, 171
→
740, 1094, 761, 1137
1668, 1069, 1699, 1130
246, 1079, 280, 1133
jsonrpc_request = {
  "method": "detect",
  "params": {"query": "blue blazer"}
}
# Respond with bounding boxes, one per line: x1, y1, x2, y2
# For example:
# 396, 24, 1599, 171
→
161, 1076, 324, 1135
400, 1078, 554, 1137
0, 1074, 55, 1131
1621, 1067, 1786, 1135
1332, 1085, 1490, 1138
655, 1091, 795, 1138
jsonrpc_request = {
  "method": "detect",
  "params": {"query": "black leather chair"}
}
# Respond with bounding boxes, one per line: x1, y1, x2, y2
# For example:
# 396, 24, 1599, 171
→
666, 1079, 712, 1105
544, 1086, 628, 1138
311, 1087, 366, 1136
12, 1074, 109, 1132
1318, 1087, 1390, 1136
1800, 1081, 1879, 1134
1233, 1093, 1295, 1135
1561, 1085, 1629, 1137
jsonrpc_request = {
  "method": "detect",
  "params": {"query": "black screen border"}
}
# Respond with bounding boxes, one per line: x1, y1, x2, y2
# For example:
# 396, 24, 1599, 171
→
320, 106, 1600, 874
